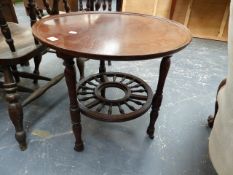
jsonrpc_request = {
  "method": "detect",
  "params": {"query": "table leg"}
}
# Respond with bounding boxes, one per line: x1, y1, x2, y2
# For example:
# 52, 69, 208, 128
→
63, 59, 84, 152
99, 60, 106, 97
3, 65, 27, 150
147, 56, 171, 139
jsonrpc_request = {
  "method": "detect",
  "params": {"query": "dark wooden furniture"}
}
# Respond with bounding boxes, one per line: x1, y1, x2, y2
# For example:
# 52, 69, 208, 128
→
34, 0, 77, 12
32, 12, 192, 151
24, 0, 71, 18
0, 0, 18, 23
208, 78, 227, 128
0, 0, 64, 150
79, 0, 123, 11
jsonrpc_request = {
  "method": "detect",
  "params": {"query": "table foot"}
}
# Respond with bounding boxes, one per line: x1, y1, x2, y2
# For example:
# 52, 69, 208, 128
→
74, 142, 84, 152
17, 131, 27, 151
72, 120, 84, 152
147, 128, 155, 139
147, 56, 171, 138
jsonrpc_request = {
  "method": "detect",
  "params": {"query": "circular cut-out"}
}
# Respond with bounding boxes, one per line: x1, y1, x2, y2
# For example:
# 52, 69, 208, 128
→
77, 72, 153, 122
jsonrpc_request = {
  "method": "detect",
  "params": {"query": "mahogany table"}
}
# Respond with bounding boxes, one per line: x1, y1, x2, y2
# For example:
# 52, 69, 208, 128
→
32, 12, 192, 151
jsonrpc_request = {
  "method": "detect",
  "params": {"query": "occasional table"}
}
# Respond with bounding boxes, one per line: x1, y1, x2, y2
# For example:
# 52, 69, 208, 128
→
32, 12, 192, 151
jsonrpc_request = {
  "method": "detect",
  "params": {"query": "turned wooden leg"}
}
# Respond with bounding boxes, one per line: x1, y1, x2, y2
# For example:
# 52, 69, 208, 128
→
99, 60, 106, 97
99, 60, 106, 74
76, 58, 85, 80
147, 56, 171, 139
33, 54, 42, 84
116, 0, 123, 11
63, 58, 84, 151
11, 65, 20, 83
208, 78, 227, 128
3, 65, 27, 150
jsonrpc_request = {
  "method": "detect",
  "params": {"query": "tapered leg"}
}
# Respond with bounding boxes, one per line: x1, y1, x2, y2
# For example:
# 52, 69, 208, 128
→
99, 60, 106, 74
63, 58, 84, 151
76, 58, 85, 80
208, 78, 227, 128
99, 60, 106, 97
147, 56, 171, 139
11, 65, 20, 83
33, 54, 42, 84
3, 65, 27, 150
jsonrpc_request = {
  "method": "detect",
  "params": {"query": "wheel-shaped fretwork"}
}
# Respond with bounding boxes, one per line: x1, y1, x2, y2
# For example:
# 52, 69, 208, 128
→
77, 72, 153, 122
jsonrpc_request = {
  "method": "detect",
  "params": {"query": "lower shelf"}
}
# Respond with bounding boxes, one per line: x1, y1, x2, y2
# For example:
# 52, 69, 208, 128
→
77, 72, 153, 122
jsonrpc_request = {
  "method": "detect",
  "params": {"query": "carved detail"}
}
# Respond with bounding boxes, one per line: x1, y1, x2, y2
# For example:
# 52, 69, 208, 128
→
80, 0, 114, 11
0, 4, 15, 52
63, 58, 84, 151
147, 56, 171, 139
3, 66, 27, 150
77, 72, 153, 122
28, 0, 39, 45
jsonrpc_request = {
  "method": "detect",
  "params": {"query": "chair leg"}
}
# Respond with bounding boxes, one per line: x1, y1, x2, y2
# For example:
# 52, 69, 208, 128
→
33, 54, 42, 84
3, 65, 27, 151
20, 61, 30, 66
76, 58, 85, 80
99, 60, 106, 74
11, 65, 20, 83
208, 78, 227, 128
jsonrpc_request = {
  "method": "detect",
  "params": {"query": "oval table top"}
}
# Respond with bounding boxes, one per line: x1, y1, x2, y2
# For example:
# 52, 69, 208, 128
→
32, 12, 192, 61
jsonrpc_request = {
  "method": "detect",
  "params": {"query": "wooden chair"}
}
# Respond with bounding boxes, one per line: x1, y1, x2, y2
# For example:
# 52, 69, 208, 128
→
0, 0, 64, 150
24, 0, 73, 18
76, 0, 123, 80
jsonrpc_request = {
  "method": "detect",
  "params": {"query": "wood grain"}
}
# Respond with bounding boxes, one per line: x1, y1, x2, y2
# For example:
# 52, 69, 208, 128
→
32, 12, 192, 61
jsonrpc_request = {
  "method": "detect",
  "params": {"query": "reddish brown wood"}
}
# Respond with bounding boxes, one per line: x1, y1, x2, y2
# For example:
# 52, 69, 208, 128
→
32, 12, 192, 61
60, 54, 84, 151
77, 72, 153, 122
147, 56, 171, 139
32, 12, 192, 149
3, 65, 27, 151
208, 78, 227, 128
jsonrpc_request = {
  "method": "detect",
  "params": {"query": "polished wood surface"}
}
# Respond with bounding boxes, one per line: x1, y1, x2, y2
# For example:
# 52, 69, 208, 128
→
32, 12, 192, 61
